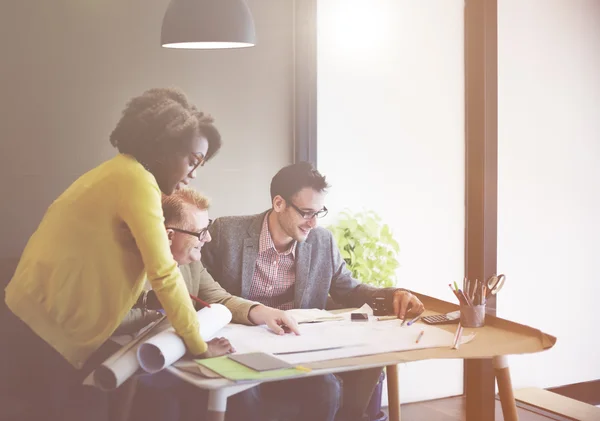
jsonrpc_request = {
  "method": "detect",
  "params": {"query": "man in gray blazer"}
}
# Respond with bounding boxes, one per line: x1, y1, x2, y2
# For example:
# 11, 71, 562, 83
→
202, 162, 424, 421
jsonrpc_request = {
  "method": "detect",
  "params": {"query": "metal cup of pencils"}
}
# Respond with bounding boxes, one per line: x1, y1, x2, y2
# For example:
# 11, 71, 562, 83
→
460, 304, 486, 328
450, 278, 489, 328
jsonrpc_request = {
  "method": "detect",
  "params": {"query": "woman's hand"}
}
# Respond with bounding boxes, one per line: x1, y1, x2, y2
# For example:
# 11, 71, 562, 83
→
197, 337, 236, 359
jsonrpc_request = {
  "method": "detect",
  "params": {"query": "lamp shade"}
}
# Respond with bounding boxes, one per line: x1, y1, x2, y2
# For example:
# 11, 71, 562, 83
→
161, 0, 256, 49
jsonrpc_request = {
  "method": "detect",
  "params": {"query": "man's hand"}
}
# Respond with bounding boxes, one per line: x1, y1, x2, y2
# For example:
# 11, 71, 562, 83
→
248, 305, 301, 336
197, 337, 236, 359
392, 290, 425, 320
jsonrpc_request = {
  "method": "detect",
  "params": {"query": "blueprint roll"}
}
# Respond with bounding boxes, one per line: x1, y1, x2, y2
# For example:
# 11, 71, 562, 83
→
137, 304, 232, 373
93, 343, 143, 391
91, 314, 167, 391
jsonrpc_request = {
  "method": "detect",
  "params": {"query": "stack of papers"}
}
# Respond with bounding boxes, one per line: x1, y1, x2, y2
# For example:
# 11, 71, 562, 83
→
209, 305, 476, 369
285, 308, 344, 323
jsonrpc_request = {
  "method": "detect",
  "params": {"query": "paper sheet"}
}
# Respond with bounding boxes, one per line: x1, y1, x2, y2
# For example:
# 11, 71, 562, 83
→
217, 322, 367, 355
84, 315, 168, 391
285, 308, 344, 323
275, 321, 475, 364
338, 303, 376, 320
216, 307, 475, 366
137, 304, 232, 373
85, 304, 232, 390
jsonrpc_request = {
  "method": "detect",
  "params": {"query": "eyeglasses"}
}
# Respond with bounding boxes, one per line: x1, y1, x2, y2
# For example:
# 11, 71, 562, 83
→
166, 219, 212, 241
286, 201, 328, 220
190, 152, 207, 174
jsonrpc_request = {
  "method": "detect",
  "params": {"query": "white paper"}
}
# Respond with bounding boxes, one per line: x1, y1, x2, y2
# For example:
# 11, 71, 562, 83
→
218, 314, 475, 366
218, 322, 367, 355
339, 303, 375, 320
91, 345, 142, 391
284, 308, 344, 323
137, 304, 232, 373
275, 321, 476, 364
348, 303, 374, 316
85, 315, 168, 391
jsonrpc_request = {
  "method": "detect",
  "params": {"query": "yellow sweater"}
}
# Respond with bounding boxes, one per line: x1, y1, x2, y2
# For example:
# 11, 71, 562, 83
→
5, 154, 207, 369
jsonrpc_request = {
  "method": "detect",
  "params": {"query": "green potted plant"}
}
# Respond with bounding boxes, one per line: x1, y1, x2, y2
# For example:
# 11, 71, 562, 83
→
327, 209, 400, 288
327, 209, 400, 421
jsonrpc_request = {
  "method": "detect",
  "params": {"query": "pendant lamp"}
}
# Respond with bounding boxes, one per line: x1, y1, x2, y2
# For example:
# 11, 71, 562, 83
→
161, 0, 256, 49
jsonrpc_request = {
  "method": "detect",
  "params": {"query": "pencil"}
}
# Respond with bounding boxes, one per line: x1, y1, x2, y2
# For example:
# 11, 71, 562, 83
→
449, 284, 460, 301
452, 323, 463, 349
459, 290, 473, 307
415, 330, 425, 343
449, 284, 456, 294
406, 315, 422, 326
377, 315, 398, 321
189, 294, 211, 308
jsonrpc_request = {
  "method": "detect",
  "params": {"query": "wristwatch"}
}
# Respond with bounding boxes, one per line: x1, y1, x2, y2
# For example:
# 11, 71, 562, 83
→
369, 290, 393, 316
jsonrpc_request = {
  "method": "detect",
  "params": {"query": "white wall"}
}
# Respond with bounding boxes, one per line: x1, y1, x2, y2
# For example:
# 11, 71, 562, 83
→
498, 0, 600, 388
317, 0, 465, 404
0, 0, 293, 258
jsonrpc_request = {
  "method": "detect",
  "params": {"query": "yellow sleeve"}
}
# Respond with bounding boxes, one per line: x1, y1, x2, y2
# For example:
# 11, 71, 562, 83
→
117, 173, 207, 355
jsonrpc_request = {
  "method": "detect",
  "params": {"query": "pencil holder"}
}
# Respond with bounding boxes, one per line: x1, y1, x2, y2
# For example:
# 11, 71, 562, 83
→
460, 304, 486, 328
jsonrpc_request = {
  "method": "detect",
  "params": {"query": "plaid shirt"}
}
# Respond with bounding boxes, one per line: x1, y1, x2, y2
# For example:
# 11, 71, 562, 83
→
248, 213, 297, 310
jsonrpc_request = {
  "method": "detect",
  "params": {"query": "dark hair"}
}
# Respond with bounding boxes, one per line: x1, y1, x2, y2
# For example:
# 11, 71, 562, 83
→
270, 162, 330, 201
109, 87, 222, 161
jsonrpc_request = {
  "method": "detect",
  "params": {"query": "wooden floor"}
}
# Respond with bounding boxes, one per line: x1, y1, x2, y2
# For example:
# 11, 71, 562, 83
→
383, 396, 556, 421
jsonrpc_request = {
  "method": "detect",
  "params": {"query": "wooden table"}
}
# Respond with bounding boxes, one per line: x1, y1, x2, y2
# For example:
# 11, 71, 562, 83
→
168, 294, 556, 421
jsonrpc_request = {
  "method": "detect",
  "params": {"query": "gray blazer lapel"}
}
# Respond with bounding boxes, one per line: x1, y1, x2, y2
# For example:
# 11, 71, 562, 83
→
241, 213, 264, 298
294, 242, 312, 307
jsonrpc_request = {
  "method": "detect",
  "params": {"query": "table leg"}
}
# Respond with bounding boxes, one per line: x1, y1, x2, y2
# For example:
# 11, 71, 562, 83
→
493, 355, 519, 421
205, 383, 258, 421
206, 389, 227, 421
386, 364, 401, 421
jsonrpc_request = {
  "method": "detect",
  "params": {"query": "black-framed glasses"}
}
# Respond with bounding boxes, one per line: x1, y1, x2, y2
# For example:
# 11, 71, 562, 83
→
286, 201, 328, 220
166, 219, 213, 241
